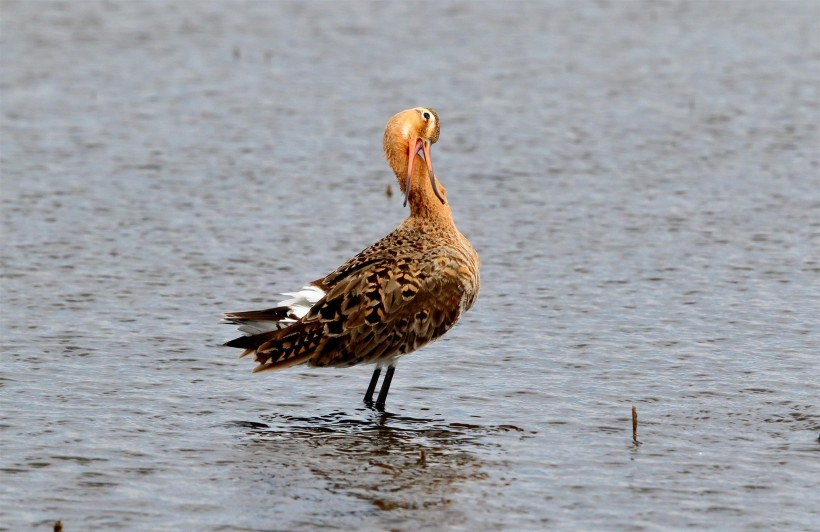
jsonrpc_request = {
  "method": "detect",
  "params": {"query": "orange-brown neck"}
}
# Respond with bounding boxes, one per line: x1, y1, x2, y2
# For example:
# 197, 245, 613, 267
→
384, 132, 451, 220
403, 150, 451, 219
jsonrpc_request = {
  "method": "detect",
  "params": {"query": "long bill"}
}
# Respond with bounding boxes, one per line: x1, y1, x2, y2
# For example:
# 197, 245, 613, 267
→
404, 137, 446, 207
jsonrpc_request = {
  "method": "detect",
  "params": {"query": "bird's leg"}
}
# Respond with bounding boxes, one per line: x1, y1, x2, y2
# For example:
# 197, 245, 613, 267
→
375, 365, 396, 410
363, 366, 382, 403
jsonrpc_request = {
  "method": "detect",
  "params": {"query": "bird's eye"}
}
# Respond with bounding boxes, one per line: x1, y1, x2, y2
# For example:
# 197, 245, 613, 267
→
422, 111, 431, 121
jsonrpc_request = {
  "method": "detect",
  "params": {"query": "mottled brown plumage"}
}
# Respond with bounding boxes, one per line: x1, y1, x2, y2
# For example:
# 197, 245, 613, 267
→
223, 107, 479, 405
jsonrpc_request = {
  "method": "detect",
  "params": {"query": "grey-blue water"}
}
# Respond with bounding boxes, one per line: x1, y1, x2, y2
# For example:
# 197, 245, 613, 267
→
2, 1, 818, 529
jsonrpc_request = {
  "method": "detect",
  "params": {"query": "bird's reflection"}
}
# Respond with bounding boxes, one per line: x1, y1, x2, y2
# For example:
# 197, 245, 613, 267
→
230, 410, 523, 516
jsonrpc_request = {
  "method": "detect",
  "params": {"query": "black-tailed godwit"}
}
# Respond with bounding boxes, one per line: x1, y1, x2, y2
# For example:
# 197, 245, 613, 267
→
223, 107, 480, 409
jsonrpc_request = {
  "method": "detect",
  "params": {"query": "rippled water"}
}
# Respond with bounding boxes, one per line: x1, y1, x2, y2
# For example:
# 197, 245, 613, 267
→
2, 1, 819, 529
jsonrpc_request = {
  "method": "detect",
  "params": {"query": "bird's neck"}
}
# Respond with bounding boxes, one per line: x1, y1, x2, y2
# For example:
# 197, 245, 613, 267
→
402, 153, 451, 220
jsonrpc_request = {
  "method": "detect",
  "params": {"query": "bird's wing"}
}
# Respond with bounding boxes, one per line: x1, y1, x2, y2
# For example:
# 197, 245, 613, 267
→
298, 247, 474, 368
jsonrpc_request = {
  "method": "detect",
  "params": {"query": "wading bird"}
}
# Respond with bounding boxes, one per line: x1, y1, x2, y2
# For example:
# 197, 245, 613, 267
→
223, 107, 479, 409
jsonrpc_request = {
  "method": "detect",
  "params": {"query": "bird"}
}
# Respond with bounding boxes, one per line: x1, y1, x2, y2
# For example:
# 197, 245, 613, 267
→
222, 107, 480, 409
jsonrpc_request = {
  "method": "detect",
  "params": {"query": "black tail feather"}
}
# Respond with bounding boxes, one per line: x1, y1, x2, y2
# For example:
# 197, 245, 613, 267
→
223, 330, 279, 349
223, 306, 291, 322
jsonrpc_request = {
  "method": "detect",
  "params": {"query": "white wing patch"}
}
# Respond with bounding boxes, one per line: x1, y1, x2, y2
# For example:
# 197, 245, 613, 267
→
224, 285, 326, 336
278, 285, 325, 318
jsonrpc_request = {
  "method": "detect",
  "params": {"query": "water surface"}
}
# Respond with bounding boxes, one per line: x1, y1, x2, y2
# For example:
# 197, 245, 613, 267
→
2, 1, 819, 529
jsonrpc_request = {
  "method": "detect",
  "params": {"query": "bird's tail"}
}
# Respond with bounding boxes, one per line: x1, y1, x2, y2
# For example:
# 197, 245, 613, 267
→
223, 317, 327, 372
222, 306, 293, 336
222, 284, 327, 369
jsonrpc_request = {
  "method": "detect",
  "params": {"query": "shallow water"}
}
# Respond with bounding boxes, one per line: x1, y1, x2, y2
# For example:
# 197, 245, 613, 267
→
2, 1, 819, 529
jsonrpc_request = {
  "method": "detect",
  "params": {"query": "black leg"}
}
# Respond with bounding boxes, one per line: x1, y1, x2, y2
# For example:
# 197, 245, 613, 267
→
363, 366, 382, 403
375, 365, 396, 409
